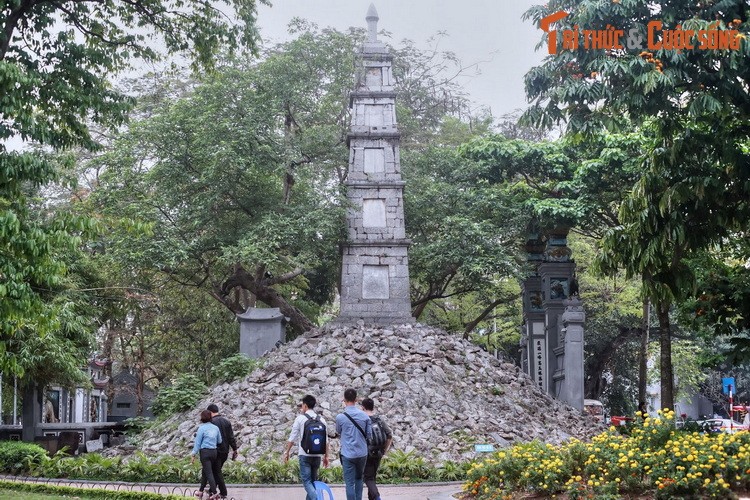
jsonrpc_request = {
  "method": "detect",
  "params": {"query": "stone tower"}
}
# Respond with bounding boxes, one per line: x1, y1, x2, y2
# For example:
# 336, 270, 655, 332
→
336, 4, 414, 325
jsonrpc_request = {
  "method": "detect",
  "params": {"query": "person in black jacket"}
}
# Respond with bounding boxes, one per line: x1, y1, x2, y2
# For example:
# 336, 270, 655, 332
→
195, 404, 238, 500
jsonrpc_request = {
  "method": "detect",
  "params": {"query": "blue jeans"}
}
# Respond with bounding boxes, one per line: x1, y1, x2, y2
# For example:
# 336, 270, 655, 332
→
299, 455, 321, 500
341, 455, 367, 500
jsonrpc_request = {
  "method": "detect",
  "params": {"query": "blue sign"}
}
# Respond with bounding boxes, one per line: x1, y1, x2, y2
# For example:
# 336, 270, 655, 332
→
723, 377, 735, 395
474, 444, 495, 453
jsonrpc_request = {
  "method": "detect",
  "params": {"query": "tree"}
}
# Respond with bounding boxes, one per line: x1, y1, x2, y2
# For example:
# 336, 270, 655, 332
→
461, 129, 665, 410
521, 0, 750, 411
402, 144, 527, 336
0, 0, 267, 379
83, 24, 509, 338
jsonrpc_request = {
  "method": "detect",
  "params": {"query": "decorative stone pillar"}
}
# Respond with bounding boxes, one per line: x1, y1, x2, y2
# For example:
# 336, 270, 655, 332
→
336, 4, 414, 326
521, 233, 546, 390
560, 297, 585, 411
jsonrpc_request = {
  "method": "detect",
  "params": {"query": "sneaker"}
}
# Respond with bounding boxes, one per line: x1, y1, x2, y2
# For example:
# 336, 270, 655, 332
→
194, 492, 205, 500
208, 494, 221, 500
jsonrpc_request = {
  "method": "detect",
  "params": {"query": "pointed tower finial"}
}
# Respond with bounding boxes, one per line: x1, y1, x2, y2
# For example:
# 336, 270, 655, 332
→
366, 4, 379, 43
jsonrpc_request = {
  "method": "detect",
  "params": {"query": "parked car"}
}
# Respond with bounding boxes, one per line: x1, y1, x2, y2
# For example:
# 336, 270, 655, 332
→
697, 418, 748, 434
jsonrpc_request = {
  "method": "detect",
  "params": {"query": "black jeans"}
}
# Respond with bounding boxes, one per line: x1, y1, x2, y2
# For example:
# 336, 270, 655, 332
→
364, 454, 383, 500
198, 448, 225, 495
200, 450, 228, 496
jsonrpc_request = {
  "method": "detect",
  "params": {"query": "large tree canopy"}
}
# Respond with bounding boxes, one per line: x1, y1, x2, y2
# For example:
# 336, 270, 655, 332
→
0, 0, 266, 379
82, 24, 510, 341
521, 0, 750, 410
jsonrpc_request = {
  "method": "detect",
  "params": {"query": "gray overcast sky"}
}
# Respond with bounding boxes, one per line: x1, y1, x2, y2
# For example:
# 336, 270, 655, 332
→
255, 0, 546, 118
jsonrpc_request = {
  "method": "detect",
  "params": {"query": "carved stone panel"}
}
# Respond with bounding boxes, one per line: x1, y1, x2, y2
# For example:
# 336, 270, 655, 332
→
362, 198, 387, 227
365, 67, 382, 87
364, 148, 385, 173
364, 105, 384, 127
362, 265, 390, 299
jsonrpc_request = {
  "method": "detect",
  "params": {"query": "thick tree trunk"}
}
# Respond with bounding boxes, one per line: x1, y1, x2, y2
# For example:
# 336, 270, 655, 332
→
657, 300, 674, 412
638, 299, 650, 411
219, 265, 315, 334
412, 300, 429, 320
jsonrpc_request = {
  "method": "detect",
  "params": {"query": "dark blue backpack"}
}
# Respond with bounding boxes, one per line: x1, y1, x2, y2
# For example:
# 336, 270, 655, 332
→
301, 415, 327, 454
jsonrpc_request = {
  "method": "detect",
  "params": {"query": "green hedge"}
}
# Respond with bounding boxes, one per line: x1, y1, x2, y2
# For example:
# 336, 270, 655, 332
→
0, 480, 188, 499
0, 442, 48, 474
0, 441, 468, 484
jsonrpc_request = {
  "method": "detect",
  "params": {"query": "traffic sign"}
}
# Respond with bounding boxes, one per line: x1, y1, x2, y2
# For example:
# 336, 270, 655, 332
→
723, 377, 735, 395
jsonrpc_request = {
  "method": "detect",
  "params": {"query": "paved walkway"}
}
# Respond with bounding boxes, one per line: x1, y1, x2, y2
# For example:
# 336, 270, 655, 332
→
1, 476, 463, 499
222, 483, 461, 499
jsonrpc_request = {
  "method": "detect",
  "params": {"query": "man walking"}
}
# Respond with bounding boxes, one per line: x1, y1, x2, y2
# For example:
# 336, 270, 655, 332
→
284, 395, 330, 500
196, 404, 237, 500
336, 388, 372, 500
361, 398, 392, 500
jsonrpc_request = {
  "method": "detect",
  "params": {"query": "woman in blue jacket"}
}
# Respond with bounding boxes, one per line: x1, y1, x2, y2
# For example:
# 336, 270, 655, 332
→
191, 409, 223, 500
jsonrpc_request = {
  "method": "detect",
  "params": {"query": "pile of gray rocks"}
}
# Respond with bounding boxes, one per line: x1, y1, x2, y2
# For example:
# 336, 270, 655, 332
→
135, 322, 601, 463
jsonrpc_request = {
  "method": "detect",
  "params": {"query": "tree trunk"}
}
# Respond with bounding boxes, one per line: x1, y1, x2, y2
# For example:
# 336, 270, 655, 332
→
463, 297, 505, 339
657, 300, 674, 412
638, 299, 650, 411
136, 334, 145, 416
102, 320, 117, 417
219, 266, 315, 334
412, 300, 429, 320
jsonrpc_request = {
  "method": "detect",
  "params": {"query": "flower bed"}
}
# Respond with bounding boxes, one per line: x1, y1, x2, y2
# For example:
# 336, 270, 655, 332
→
464, 409, 750, 499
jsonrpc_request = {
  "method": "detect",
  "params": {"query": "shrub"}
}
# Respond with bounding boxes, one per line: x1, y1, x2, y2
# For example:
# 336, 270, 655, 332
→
11, 446, 467, 485
464, 408, 750, 499
124, 415, 153, 435
378, 450, 431, 482
151, 374, 206, 416
211, 353, 264, 383
0, 441, 47, 474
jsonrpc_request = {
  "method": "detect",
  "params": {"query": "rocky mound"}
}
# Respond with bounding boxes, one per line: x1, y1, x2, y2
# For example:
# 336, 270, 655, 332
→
137, 323, 601, 463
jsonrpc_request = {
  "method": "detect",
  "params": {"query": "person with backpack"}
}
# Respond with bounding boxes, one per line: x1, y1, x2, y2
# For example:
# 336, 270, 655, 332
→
335, 388, 372, 500
284, 394, 329, 500
361, 398, 392, 500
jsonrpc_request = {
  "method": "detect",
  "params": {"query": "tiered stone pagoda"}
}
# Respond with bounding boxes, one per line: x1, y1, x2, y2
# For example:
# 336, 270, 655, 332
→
336, 4, 414, 325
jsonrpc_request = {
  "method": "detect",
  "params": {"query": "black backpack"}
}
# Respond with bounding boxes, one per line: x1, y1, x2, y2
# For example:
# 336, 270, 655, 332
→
369, 415, 388, 451
301, 414, 327, 454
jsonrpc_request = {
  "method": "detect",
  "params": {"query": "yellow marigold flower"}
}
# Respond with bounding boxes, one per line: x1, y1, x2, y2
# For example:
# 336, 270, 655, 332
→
704, 478, 711, 485
575, 475, 582, 482
615, 478, 621, 482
